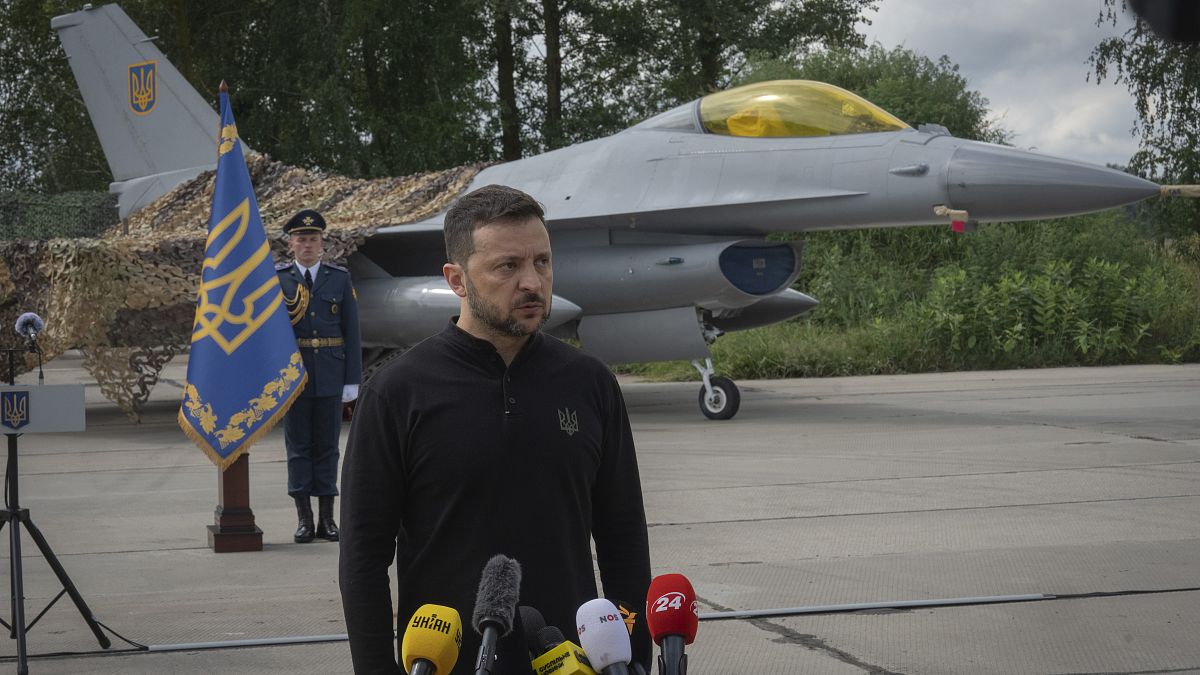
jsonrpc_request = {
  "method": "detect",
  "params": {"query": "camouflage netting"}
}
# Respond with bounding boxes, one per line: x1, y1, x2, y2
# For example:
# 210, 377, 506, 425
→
0, 191, 119, 240
0, 153, 483, 420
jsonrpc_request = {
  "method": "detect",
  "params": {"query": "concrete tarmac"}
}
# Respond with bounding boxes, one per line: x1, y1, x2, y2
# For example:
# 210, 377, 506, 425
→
1, 355, 1198, 674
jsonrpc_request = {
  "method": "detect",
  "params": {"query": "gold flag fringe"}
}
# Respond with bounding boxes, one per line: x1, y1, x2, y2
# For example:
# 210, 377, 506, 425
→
178, 371, 309, 471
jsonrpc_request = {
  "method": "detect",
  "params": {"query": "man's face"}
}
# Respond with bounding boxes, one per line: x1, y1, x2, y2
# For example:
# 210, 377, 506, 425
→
288, 232, 324, 267
456, 216, 553, 338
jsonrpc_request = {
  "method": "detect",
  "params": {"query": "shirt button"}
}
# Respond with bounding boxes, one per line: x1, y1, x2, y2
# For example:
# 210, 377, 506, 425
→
508, 397, 516, 403
310, 311, 316, 316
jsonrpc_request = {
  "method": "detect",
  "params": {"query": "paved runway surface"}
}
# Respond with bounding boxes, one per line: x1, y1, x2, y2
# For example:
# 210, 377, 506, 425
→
1, 356, 1198, 673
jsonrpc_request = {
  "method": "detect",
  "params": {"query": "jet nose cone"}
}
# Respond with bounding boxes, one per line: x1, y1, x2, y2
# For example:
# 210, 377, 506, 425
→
544, 295, 582, 329
947, 142, 1159, 221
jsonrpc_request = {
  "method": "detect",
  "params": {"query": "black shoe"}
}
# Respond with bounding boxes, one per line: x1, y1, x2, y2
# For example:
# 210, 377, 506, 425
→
316, 496, 339, 542
293, 496, 315, 543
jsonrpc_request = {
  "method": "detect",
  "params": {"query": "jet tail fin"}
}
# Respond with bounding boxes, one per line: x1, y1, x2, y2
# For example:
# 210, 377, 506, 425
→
52, 5, 220, 219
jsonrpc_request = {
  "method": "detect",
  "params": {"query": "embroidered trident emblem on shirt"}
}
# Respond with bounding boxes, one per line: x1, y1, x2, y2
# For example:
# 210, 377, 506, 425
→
558, 408, 579, 437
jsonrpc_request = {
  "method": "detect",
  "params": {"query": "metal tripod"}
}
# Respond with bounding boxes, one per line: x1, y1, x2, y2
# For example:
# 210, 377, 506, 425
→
2, 349, 109, 673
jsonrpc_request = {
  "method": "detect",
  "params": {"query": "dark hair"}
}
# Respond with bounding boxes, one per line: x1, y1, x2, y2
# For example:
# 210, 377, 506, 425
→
444, 184, 546, 266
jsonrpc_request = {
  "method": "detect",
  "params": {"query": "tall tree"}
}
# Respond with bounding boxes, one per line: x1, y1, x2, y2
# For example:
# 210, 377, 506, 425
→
1090, 0, 1200, 235
0, 0, 494, 193
517, 0, 651, 153
541, 0, 563, 149
640, 0, 876, 102
3, 0, 880, 194
320, 0, 494, 175
492, 0, 523, 160
0, 0, 109, 192
515, 0, 877, 156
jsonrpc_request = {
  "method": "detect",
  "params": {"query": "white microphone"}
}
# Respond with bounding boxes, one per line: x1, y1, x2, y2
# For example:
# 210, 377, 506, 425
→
14, 312, 44, 340
576, 598, 632, 675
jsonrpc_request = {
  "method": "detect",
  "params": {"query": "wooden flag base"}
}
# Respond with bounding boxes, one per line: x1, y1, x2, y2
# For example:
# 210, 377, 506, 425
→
207, 454, 263, 552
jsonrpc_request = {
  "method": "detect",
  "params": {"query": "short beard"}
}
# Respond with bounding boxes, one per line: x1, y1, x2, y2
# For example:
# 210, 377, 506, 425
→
465, 277, 550, 338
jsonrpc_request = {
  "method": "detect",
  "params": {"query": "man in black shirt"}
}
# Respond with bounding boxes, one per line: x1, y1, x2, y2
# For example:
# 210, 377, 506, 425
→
339, 185, 651, 674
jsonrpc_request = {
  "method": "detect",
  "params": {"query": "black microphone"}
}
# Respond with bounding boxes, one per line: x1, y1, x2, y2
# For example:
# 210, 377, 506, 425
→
472, 555, 522, 675
520, 605, 548, 658
14, 312, 44, 340
530, 624, 597, 675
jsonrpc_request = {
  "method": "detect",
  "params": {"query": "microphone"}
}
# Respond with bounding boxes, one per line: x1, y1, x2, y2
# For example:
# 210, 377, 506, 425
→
471, 555, 522, 675
645, 574, 698, 675
14, 312, 44, 340
519, 605, 548, 658
401, 604, 463, 675
576, 598, 632, 675
530, 625, 597, 675
522, 604, 596, 673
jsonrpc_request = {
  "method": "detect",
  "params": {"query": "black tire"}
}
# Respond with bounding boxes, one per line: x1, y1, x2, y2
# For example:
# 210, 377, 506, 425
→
698, 376, 740, 420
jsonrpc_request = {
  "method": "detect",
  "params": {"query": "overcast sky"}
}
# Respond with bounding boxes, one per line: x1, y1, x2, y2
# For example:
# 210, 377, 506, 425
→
859, 0, 1139, 167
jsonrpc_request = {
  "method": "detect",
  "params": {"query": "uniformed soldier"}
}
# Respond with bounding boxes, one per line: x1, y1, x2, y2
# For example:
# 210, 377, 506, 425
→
277, 209, 362, 543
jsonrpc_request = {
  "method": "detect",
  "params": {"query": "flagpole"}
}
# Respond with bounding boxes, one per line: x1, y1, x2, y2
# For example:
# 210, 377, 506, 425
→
200, 80, 263, 553
208, 452, 262, 552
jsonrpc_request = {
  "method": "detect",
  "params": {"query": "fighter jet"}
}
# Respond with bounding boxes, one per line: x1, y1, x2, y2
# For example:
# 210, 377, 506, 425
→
53, 4, 1164, 419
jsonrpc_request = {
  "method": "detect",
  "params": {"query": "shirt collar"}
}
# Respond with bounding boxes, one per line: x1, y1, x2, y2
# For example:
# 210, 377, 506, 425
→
441, 318, 543, 369
294, 260, 321, 277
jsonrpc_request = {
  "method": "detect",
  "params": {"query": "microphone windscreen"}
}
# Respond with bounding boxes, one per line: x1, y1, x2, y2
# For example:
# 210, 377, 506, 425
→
14, 312, 44, 336
645, 574, 698, 645
520, 605, 548, 654
535, 625, 566, 656
575, 598, 631, 671
472, 555, 522, 636
401, 604, 463, 675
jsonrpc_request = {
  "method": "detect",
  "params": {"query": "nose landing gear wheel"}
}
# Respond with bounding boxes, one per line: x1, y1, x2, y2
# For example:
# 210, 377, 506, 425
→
699, 376, 740, 420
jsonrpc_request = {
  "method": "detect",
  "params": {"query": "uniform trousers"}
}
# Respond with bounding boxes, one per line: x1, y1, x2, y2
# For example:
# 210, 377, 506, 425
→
284, 395, 342, 497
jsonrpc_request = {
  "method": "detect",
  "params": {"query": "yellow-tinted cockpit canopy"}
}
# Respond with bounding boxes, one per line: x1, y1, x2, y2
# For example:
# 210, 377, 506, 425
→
699, 80, 910, 138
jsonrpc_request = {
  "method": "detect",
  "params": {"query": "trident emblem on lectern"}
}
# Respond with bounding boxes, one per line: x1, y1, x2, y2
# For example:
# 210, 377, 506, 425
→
1, 391, 29, 430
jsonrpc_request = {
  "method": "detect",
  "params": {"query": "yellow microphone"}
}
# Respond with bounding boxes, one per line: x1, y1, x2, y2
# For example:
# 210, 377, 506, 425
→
402, 604, 463, 675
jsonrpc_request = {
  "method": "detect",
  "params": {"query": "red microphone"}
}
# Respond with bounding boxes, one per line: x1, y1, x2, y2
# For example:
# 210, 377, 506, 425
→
645, 574, 697, 675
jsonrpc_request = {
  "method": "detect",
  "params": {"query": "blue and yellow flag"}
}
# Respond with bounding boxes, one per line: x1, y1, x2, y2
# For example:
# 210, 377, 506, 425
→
178, 86, 306, 470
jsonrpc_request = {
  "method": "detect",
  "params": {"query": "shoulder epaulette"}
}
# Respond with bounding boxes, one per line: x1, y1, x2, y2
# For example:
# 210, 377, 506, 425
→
324, 261, 348, 273
275, 262, 293, 271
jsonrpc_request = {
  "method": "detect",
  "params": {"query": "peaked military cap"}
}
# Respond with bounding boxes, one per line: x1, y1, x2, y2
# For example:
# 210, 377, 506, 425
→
283, 209, 326, 235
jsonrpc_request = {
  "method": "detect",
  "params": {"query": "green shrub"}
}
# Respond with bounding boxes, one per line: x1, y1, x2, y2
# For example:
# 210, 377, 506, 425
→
625, 209, 1200, 381
916, 254, 1199, 367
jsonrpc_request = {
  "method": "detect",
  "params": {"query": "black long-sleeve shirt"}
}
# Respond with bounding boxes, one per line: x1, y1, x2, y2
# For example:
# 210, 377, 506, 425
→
339, 322, 651, 674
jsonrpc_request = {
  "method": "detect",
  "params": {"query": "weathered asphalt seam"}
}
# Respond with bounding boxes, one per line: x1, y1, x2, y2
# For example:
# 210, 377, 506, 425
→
648, 493, 1200, 527
698, 595, 905, 674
